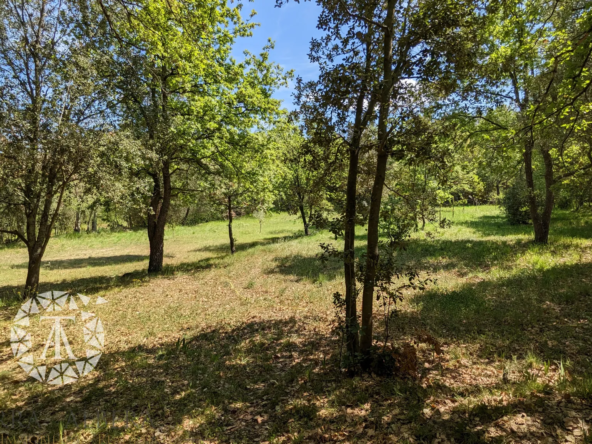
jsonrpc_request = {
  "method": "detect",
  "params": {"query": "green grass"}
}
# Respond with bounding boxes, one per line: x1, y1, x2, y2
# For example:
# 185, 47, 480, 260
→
1, 206, 592, 443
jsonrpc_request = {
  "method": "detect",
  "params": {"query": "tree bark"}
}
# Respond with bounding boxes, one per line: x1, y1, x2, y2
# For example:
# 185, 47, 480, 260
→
25, 249, 42, 297
360, 0, 396, 354
74, 211, 81, 233
343, 144, 360, 357
523, 136, 554, 243
228, 195, 236, 254
147, 162, 171, 273
92, 211, 97, 232
181, 207, 190, 225
298, 203, 309, 236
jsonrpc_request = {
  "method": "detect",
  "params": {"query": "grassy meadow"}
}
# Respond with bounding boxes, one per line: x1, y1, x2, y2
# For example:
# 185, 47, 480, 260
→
1, 205, 592, 443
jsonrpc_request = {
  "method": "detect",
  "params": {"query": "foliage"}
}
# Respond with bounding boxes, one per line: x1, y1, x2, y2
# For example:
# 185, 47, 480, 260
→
501, 177, 534, 225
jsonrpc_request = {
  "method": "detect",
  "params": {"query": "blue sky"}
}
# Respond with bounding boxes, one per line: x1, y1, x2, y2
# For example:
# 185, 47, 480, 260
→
232, 1, 323, 110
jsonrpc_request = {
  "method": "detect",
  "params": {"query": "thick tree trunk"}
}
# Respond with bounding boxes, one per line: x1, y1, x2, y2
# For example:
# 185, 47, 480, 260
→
21, 182, 65, 298
228, 195, 236, 254
360, 0, 396, 354
298, 203, 309, 236
25, 249, 42, 297
523, 137, 554, 243
147, 163, 171, 273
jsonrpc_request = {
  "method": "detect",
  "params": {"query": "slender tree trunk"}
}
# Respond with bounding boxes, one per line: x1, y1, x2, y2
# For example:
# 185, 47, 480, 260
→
92, 211, 97, 232
344, 145, 360, 357
74, 211, 81, 233
540, 147, 555, 242
182, 207, 190, 225
360, 0, 396, 354
341, 22, 378, 359
147, 163, 171, 273
298, 203, 309, 236
228, 195, 236, 254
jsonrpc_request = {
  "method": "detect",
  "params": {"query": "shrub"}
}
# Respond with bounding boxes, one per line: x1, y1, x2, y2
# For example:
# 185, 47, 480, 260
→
501, 177, 539, 225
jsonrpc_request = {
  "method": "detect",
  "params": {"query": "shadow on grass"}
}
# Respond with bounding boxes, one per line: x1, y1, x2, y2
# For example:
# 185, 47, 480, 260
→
2, 314, 591, 443
268, 236, 525, 283
0, 257, 218, 309
194, 233, 307, 254
270, 253, 343, 283
10, 255, 147, 270
394, 261, 592, 371
456, 210, 592, 239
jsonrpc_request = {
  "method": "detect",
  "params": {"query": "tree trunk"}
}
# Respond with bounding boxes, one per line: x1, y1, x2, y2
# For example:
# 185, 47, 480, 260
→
92, 211, 97, 232
298, 203, 309, 236
147, 163, 171, 273
523, 137, 554, 243
360, 0, 396, 354
228, 195, 236, 254
21, 181, 66, 298
25, 249, 42, 297
343, 145, 360, 357
182, 207, 190, 225
74, 211, 81, 233
360, 149, 389, 353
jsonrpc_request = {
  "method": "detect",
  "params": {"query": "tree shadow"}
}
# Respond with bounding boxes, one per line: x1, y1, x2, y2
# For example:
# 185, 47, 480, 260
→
2, 315, 590, 443
400, 237, 530, 273
0, 317, 342, 442
393, 261, 592, 372
268, 236, 524, 283
456, 211, 592, 239
10, 255, 147, 270
194, 233, 307, 254
270, 254, 343, 282
0, 257, 216, 309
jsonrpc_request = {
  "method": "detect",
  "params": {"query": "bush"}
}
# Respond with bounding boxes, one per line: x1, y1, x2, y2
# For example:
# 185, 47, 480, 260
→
501, 177, 538, 225
556, 190, 573, 210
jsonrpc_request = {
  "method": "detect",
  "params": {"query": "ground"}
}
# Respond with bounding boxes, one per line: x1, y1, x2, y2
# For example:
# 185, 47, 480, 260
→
1, 206, 592, 443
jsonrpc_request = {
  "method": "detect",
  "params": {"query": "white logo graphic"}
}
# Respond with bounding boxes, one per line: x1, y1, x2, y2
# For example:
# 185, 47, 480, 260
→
10, 291, 107, 385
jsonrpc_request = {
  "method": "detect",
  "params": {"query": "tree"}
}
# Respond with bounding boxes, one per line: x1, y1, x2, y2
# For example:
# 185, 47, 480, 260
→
354, 0, 488, 353
288, 0, 383, 359
0, 0, 107, 296
476, 0, 592, 243
95, 0, 287, 271
275, 122, 345, 236
203, 130, 279, 254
